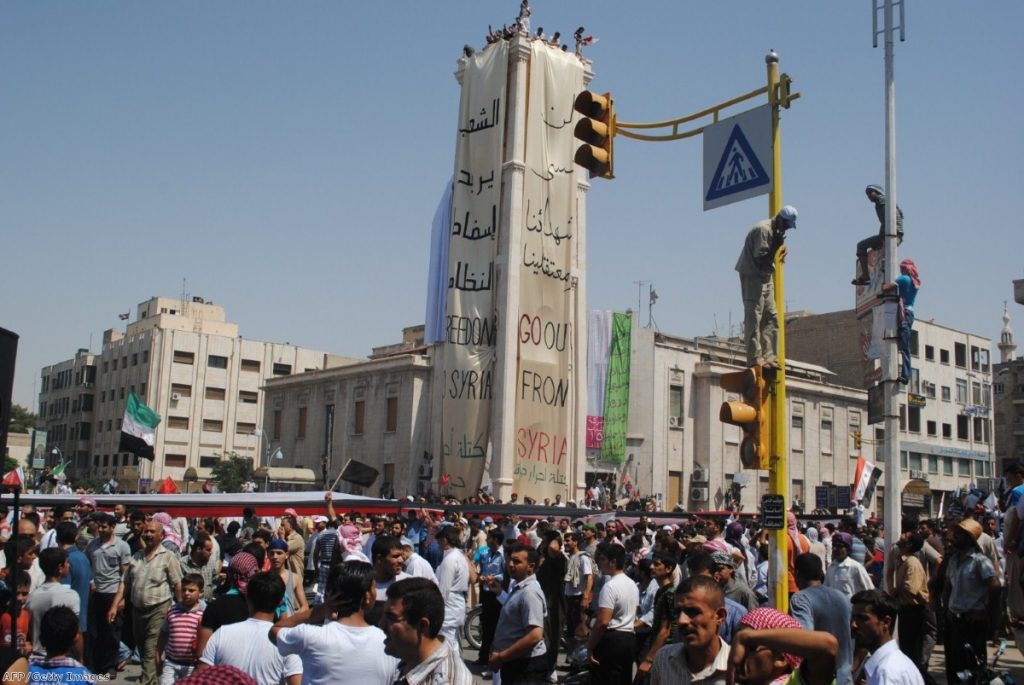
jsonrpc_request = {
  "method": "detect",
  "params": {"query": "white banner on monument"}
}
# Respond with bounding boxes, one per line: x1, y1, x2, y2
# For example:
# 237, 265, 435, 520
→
513, 44, 583, 499
441, 42, 508, 498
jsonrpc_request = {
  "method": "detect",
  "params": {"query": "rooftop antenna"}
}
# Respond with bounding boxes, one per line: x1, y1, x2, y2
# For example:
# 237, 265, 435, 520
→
633, 280, 650, 325
648, 284, 659, 329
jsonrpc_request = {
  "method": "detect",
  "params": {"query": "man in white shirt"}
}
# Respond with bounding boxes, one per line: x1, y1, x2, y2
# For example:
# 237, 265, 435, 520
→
198, 571, 302, 685
270, 560, 399, 685
587, 542, 639, 684
435, 525, 471, 652
825, 533, 874, 599
401, 538, 437, 582
851, 589, 924, 685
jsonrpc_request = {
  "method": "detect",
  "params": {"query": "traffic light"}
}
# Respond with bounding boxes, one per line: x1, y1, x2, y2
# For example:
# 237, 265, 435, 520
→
719, 366, 770, 469
573, 91, 614, 179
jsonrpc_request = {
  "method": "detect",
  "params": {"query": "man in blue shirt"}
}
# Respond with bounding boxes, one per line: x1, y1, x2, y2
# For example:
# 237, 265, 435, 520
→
57, 522, 92, 636
884, 258, 921, 384
476, 529, 505, 664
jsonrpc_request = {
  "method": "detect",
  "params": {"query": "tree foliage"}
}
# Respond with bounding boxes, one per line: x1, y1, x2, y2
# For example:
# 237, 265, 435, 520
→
209, 452, 255, 493
8, 405, 37, 435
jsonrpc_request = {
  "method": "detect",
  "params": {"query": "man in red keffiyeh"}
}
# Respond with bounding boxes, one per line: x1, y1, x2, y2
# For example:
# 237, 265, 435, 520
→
728, 607, 837, 685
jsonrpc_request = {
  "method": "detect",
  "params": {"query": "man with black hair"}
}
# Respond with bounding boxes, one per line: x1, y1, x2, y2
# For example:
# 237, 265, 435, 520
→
199, 572, 301, 685
587, 542, 638, 685
26, 606, 89, 680
368, 535, 410, 626
382, 577, 474, 684
24, 547, 81, 661
486, 542, 547, 684
477, 529, 505, 664
790, 553, 852, 685
435, 525, 470, 651
637, 552, 679, 680
649, 575, 728, 685
562, 531, 592, 654
851, 589, 923, 685
270, 560, 397, 684
126, 510, 147, 554
890, 533, 933, 683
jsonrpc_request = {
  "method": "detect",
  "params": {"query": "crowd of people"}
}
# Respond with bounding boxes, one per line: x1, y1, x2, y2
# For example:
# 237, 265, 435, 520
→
0, 471, 1022, 685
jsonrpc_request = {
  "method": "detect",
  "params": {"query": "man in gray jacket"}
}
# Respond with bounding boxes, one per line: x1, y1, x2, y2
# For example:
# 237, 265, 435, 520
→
735, 205, 798, 367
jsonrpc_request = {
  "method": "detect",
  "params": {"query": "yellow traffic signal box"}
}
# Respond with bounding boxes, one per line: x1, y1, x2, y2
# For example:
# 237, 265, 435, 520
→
719, 366, 770, 469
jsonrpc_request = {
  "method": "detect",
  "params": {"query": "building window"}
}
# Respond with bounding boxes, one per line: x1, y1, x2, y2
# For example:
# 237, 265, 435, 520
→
926, 420, 937, 437
791, 416, 804, 452
199, 455, 219, 468
954, 342, 967, 368
958, 459, 971, 476
142, 350, 149, 364
909, 453, 921, 471
820, 407, 834, 455
208, 355, 229, 369
940, 349, 950, 365
899, 404, 906, 431
167, 416, 189, 430
995, 383, 1005, 395
669, 385, 684, 425
173, 350, 195, 365
928, 455, 939, 474
972, 382, 982, 405
384, 397, 398, 433
943, 457, 954, 475
957, 415, 969, 440
941, 385, 951, 402
849, 410, 862, 457
273, 410, 282, 440
971, 346, 990, 372
140, 382, 146, 398
909, 330, 919, 357
119, 387, 125, 400
982, 383, 991, 407
942, 423, 952, 439
122, 356, 127, 369
165, 454, 187, 468
956, 379, 968, 404
241, 359, 261, 373
923, 381, 936, 399
900, 451, 908, 470
202, 419, 223, 433
273, 363, 292, 376
205, 387, 226, 401
974, 417, 989, 443
236, 421, 256, 435
924, 345, 935, 361
354, 400, 365, 435
907, 406, 921, 433
297, 407, 307, 439
102, 454, 109, 467
111, 358, 117, 370
94, 455, 100, 468
171, 383, 192, 398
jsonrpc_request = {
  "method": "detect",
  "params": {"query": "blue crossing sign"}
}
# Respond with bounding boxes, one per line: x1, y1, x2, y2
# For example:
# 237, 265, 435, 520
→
703, 104, 772, 210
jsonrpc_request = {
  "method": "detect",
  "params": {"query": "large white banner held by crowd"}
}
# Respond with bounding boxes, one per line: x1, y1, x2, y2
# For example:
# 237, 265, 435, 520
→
441, 42, 508, 498
513, 44, 584, 499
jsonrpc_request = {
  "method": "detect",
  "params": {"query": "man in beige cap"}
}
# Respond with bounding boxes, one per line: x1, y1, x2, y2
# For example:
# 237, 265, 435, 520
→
942, 518, 998, 684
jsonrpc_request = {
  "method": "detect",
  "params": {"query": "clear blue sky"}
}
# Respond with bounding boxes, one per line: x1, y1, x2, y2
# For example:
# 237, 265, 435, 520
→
3, 1, 1022, 410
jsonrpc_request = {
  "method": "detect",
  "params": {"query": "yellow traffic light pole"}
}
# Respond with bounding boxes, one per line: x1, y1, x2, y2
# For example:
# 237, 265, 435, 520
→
766, 50, 790, 612
606, 53, 799, 611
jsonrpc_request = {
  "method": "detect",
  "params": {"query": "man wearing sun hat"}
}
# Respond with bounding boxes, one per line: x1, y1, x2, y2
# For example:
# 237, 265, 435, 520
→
735, 205, 798, 368
943, 517, 998, 682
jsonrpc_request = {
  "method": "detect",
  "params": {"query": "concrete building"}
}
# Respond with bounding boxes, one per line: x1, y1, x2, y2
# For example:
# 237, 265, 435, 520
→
39, 296, 353, 489
262, 336, 433, 498
788, 309, 995, 515
994, 305, 1024, 470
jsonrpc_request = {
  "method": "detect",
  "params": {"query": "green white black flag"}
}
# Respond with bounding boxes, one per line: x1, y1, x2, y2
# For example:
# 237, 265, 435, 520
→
119, 392, 161, 461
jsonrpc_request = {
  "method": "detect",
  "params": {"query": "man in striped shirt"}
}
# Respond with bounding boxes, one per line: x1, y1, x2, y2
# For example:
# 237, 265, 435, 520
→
156, 573, 206, 683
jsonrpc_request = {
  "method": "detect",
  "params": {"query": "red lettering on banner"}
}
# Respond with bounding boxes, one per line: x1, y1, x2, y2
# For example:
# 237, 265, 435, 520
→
516, 428, 568, 465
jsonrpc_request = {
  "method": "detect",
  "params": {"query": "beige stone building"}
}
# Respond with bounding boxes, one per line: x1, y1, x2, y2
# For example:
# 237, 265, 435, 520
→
788, 309, 995, 515
39, 296, 354, 488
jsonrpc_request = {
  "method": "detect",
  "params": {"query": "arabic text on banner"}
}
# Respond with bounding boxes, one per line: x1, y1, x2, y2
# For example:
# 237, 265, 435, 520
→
586, 310, 613, 450
440, 42, 508, 498
600, 312, 632, 464
512, 44, 583, 499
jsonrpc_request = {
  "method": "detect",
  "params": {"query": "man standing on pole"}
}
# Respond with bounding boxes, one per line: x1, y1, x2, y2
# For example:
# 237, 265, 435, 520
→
735, 206, 798, 368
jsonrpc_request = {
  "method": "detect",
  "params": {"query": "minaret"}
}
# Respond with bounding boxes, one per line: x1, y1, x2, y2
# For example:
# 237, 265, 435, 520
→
999, 301, 1017, 363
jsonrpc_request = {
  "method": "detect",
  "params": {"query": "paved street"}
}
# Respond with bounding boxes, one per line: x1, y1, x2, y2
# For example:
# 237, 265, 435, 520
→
109, 640, 1024, 685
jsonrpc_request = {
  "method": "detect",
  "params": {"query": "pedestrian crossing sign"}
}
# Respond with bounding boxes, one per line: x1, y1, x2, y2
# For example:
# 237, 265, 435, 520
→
703, 104, 772, 210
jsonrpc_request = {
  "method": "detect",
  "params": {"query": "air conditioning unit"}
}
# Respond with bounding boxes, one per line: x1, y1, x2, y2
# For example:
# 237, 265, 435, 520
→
668, 416, 680, 428
690, 487, 709, 501
171, 393, 181, 401
691, 466, 708, 483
